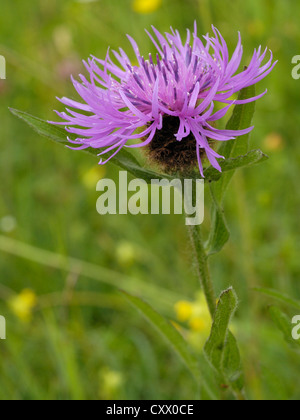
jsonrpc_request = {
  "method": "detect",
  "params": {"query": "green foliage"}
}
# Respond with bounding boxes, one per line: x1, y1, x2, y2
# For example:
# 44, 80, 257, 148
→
203, 149, 268, 182
255, 289, 300, 352
206, 185, 230, 255
10, 108, 267, 188
269, 306, 300, 349
122, 291, 221, 400
122, 291, 199, 378
1, 0, 299, 401
211, 85, 257, 203
206, 86, 258, 256
204, 288, 244, 393
0, 234, 181, 309
9, 108, 172, 184
255, 288, 300, 311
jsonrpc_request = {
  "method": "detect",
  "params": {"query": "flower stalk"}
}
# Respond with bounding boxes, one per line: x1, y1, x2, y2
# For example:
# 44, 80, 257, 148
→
184, 180, 216, 318
188, 223, 216, 318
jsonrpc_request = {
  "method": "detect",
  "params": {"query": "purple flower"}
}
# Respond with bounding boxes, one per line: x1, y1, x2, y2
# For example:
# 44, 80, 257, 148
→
53, 23, 276, 177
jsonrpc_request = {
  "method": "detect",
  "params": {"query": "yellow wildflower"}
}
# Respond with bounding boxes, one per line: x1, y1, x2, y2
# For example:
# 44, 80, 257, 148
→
8, 289, 37, 323
189, 317, 207, 332
81, 166, 106, 190
116, 241, 136, 267
174, 301, 193, 322
132, 0, 162, 14
263, 133, 284, 152
174, 292, 212, 350
99, 368, 123, 400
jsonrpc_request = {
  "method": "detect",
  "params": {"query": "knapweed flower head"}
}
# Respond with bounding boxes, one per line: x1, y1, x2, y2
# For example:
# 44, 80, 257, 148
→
53, 23, 276, 177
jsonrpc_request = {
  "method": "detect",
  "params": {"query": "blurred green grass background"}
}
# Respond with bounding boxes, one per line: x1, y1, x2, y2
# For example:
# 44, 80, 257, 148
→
0, 0, 300, 400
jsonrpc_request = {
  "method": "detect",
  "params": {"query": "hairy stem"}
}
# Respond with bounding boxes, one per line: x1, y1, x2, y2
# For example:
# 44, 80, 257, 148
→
188, 224, 216, 318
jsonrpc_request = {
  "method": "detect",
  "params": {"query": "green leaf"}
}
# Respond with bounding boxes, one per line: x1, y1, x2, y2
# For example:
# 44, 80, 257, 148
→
111, 150, 172, 184
204, 149, 268, 182
206, 206, 230, 256
205, 150, 268, 254
204, 288, 244, 391
269, 306, 300, 349
205, 86, 258, 256
9, 108, 172, 184
204, 288, 237, 371
206, 183, 230, 255
122, 291, 199, 377
212, 84, 257, 203
254, 287, 300, 311
222, 332, 244, 391
198, 354, 221, 401
10, 108, 71, 145
221, 84, 256, 159
121, 291, 219, 400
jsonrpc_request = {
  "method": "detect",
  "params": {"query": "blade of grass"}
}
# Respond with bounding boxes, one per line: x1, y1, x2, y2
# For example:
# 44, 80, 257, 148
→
254, 287, 300, 311
0, 235, 181, 309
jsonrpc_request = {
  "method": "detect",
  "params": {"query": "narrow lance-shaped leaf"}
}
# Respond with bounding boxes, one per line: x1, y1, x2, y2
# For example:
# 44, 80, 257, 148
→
204, 288, 237, 371
206, 183, 230, 256
204, 288, 244, 391
269, 306, 300, 349
198, 354, 220, 401
206, 85, 257, 255
121, 291, 219, 400
221, 84, 256, 159
222, 331, 244, 391
9, 108, 173, 184
203, 149, 268, 182
213, 84, 257, 203
254, 287, 300, 311
122, 291, 199, 378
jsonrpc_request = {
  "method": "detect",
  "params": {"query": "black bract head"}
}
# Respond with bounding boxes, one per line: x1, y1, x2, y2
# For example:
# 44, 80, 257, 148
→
146, 116, 211, 174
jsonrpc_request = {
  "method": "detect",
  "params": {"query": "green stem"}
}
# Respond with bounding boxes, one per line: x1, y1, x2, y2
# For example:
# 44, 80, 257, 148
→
188, 224, 217, 318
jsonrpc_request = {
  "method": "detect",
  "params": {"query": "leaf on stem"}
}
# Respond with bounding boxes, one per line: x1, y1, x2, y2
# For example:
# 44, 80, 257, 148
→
9, 108, 172, 184
269, 306, 300, 349
204, 288, 244, 392
206, 85, 258, 255
211, 84, 257, 202
221, 84, 256, 159
206, 184, 230, 255
203, 149, 268, 182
